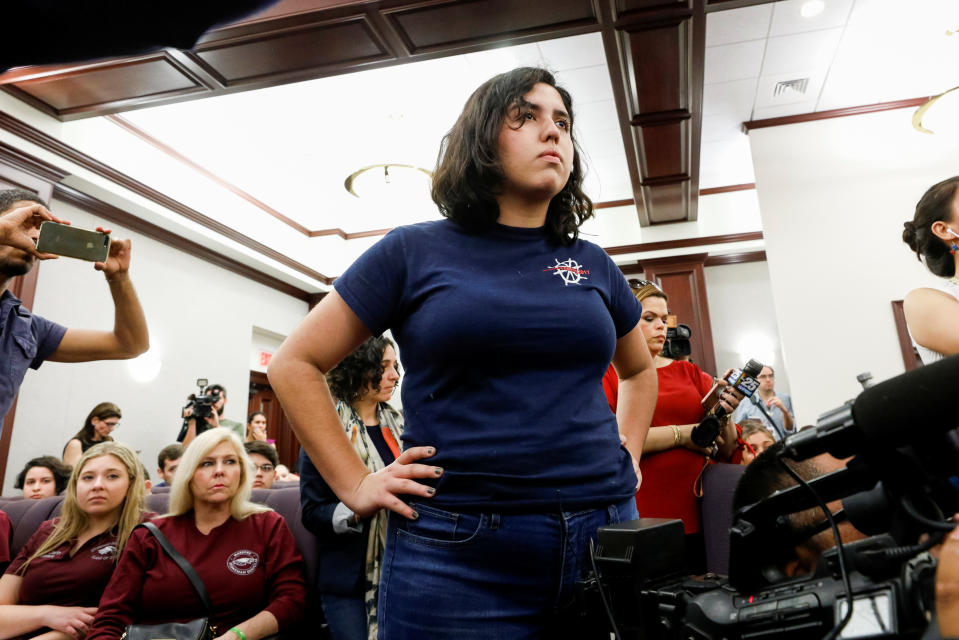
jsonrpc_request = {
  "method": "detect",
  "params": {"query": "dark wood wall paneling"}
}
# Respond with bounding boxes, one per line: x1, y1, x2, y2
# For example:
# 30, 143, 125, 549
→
891, 300, 922, 372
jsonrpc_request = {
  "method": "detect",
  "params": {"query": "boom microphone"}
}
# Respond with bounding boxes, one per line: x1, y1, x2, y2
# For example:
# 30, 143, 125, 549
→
781, 353, 959, 460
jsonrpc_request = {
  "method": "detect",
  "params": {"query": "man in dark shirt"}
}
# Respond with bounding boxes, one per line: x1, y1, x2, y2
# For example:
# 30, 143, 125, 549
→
0, 188, 149, 422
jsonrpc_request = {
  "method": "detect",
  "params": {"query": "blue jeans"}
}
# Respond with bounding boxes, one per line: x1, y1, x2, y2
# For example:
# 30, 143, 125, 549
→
321, 592, 367, 640
378, 497, 638, 639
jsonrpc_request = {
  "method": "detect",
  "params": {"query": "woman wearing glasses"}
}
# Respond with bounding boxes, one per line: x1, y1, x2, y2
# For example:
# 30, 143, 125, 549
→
607, 280, 742, 572
298, 335, 402, 640
62, 402, 121, 467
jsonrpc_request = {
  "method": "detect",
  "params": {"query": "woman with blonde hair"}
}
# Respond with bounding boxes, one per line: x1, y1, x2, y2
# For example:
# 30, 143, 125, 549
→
0, 441, 149, 640
62, 402, 122, 467
87, 427, 306, 640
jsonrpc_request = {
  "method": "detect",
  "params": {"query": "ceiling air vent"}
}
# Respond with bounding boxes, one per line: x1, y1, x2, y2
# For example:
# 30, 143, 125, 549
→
773, 78, 809, 98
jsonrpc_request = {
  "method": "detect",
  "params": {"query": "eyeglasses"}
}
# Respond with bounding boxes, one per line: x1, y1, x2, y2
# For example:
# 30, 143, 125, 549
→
101, 420, 120, 429
253, 464, 275, 473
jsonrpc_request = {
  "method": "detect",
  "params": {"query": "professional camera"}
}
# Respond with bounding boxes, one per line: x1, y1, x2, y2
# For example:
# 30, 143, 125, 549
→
661, 323, 692, 360
580, 355, 959, 639
176, 378, 217, 442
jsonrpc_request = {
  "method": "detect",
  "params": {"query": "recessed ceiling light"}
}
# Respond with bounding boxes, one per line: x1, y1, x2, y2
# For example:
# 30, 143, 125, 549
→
800, 0, 825, 18
344, 163, 433, 200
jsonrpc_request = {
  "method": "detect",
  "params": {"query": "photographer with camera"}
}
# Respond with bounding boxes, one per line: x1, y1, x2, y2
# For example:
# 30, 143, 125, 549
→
179, 382, 244, 447
0, 189, 149, 425
605, 280, 743, 572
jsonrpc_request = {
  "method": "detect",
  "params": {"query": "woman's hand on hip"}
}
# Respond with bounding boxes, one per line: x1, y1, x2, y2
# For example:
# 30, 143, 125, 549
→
348, 446, 442, 519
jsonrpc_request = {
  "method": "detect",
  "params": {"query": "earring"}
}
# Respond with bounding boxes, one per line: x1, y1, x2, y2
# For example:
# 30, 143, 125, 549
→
951, 243, 958, 255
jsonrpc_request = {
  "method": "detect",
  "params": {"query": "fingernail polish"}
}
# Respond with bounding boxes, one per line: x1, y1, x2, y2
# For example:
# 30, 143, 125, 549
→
434, 467, 443, 476
427, 488, 436, 495
411, 510, 419, 520
427, 447, 435, 455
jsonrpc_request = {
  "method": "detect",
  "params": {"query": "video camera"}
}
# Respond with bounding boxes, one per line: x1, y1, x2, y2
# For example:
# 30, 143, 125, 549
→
662, 323, 692, 360
176, 378, 219, 442
580, 355, 959, 639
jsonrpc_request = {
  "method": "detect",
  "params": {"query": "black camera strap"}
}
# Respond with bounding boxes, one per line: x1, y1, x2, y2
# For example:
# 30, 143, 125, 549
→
139, 522, 213, 614
750, 395, 786, 441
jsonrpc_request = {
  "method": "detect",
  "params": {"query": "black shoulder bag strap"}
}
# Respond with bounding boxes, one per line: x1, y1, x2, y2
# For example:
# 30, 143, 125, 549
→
139, 522, 213, 614
750, 394, 786, 441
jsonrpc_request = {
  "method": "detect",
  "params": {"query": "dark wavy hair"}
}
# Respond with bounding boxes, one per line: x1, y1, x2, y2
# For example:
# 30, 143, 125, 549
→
431, 67, 593, 246
14, 455, 72, 494
327, 336, 400, 406
71, 402, 121, 444
0, 188, 46, 214
903, 176, 959, 277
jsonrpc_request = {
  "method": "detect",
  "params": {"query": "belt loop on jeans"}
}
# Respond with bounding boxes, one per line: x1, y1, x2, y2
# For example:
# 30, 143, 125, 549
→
490, 513, 501, 530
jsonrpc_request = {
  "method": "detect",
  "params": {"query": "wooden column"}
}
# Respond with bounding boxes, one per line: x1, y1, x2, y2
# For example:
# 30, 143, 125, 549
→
640, 252, 717, 375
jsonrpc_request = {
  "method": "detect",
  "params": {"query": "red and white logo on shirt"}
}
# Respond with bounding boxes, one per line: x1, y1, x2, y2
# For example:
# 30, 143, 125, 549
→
544, 258, 590, 286
227, 550, 260, 576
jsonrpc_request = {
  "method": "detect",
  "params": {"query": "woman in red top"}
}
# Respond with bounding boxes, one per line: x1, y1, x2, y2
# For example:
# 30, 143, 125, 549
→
87, 427, 306, 640
0, 442, 149, 640
607, 281, 742, 571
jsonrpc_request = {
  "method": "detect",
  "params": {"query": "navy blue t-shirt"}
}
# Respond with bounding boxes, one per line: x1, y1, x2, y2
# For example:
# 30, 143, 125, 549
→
335, 219, 641, 511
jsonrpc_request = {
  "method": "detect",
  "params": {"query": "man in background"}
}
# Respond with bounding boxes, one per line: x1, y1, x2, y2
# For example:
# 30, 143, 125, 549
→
733, 366, 794, 440
0, 189, 149, 423
155, 443, 183, 487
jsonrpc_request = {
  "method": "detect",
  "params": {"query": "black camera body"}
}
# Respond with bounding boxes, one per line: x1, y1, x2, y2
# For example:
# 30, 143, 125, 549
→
662, 324, 691, 360
177, 378, 219, 442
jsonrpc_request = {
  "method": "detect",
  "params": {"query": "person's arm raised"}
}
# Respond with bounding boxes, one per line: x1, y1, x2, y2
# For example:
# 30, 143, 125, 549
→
49, 229, 148, 362
268, 290, 438, 520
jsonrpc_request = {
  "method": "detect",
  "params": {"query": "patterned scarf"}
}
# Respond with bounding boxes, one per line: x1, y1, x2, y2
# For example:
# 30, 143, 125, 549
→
336, 400, 404, 640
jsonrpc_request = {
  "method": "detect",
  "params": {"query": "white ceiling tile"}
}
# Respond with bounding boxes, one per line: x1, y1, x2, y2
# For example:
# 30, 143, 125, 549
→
573, 100, 620, 131
760, 28, 843, 77
706, 4, 772, 47
769, 0, 855, 37
553, 65, 615, 104
751, 100, 819, 120
699, 136, 756, 189
754, 71, 827, 109
704, 40, 766, 84
703, 78, 759, 117
537, 32, 607, 70
702, 113, 747, 143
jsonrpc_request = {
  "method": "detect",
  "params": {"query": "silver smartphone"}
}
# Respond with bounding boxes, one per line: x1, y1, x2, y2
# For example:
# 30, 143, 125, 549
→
36, 222, 111, 262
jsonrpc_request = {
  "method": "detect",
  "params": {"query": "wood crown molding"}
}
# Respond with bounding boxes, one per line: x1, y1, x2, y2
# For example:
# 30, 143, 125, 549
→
743, 97, 931, 132
605, 230, 763, 256
0, 110, 331, 284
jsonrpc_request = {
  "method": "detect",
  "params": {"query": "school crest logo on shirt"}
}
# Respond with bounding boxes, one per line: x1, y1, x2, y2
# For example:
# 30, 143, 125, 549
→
227, 550, 260, 576
544, 258, 590, 286
90, 542, 117, 560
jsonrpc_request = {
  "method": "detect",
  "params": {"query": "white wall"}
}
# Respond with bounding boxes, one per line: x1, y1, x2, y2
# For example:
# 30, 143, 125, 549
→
4, 198, 309, 493
748, 108, 949, 426
705, 260, 790, 396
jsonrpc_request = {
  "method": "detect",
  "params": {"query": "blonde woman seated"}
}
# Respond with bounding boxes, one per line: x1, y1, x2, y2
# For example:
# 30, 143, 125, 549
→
87, 428, 306, 640
0, 442, 149, 640
738, 419, 775, 465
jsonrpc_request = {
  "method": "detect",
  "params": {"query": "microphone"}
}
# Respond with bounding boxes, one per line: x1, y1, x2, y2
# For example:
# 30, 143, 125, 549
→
781, 354, 959, 460
690, 359, 764, 448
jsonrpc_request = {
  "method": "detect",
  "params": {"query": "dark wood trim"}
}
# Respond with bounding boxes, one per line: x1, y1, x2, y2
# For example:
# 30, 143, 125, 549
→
704, 0, 780, 11
743, 97, 931, 132
53, 184, 313, 301
594, 199, 635, 210
0, 111, 331, 284
699, 183, 755, 196
307, 292, 327, 310
250, 370, 270, 386
107, 115, 312, 235
703, 250, 766, 266
605, 231, 763, 255
891, 300, 922, 372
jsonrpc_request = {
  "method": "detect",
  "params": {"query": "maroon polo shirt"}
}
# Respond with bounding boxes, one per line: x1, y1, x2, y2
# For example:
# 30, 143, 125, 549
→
87, 510, 306, 639
0, 510, 11, 572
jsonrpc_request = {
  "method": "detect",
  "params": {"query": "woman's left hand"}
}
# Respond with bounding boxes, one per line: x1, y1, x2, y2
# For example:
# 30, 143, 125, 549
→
620, 432, 642, 490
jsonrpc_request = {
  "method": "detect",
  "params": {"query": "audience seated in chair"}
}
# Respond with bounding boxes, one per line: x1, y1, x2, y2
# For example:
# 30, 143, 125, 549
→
0, 442, 150, 640
14, 456, 71, 500
245, 441, 278, 490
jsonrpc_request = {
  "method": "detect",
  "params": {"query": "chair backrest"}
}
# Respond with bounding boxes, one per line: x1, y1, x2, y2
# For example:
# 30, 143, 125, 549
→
699, 462, 746, 576
6, 495, 64, 557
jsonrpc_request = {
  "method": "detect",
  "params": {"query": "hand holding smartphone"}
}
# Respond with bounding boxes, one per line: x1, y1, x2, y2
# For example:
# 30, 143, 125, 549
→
36, 221, 111, 262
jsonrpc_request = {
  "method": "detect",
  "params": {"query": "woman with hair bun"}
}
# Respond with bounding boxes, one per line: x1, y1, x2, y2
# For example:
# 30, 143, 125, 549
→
902, 176, 959, 364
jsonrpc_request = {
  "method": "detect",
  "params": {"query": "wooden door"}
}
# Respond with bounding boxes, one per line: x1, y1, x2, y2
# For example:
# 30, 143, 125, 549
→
248, 371, 300, 470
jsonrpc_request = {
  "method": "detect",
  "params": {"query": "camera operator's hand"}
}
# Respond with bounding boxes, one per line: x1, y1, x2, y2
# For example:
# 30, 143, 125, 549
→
936, 519, 959, 637
92, 227, 132, 281
345, 446, 442, 520
0, 202, 67, 259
